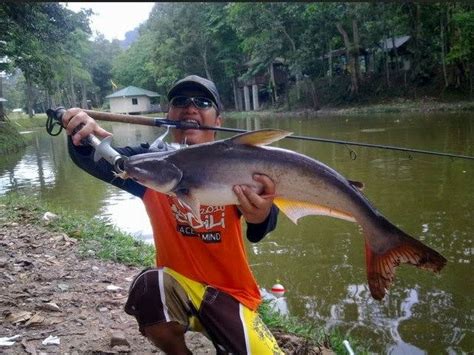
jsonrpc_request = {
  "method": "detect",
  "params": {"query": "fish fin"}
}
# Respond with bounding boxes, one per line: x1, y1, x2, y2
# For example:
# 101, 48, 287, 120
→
274, 197, 356, 224
364, 226, 447, 300
231, 129, 292, 146
175, 190, 202, 223
348, 180, 365, 191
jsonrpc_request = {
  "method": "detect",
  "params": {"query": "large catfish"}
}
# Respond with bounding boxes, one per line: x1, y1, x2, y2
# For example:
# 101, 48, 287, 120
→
119, 129, 446, 300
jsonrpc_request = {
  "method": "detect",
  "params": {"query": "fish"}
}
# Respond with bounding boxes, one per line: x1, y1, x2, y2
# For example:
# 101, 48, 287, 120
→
118, 129, 447, 300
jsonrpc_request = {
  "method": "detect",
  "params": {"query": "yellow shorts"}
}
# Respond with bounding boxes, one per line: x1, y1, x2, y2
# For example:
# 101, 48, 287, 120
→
125, 267, 283, 354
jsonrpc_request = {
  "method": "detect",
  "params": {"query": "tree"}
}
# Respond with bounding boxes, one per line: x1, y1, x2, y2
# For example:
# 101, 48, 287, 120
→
446, 5, 474, 94
0, 3, 91, 116
88, 36, 123, 106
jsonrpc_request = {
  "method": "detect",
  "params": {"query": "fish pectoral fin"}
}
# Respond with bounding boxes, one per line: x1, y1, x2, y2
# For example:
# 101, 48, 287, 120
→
175, 190, 202, 223
231, 129, 293, 146
273, 197, 356, 224
348, 179, 365, 191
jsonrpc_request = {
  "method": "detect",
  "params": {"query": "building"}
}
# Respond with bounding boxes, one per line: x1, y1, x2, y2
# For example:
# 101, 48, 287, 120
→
322, 35, 412, 76
106, 86, 160, 114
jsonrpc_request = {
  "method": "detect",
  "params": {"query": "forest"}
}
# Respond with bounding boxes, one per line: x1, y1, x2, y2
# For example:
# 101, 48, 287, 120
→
1, 2, 473, 118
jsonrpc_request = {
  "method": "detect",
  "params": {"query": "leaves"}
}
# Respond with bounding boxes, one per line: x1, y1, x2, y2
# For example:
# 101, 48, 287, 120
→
2, 3, 473, 111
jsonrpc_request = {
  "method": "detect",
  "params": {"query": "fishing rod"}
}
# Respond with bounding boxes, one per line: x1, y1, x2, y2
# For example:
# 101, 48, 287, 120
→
46, 108, 474, 161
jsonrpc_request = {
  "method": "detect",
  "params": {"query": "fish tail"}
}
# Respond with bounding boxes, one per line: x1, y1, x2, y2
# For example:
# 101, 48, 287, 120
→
364, 219, 447, 300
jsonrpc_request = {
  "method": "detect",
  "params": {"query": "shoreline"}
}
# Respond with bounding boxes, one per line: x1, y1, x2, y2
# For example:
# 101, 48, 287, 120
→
224, 99, 474, 119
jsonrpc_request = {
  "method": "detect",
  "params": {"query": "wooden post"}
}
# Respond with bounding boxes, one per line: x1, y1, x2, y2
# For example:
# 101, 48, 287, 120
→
243, 85, 251, 111
252, 83, 259, 111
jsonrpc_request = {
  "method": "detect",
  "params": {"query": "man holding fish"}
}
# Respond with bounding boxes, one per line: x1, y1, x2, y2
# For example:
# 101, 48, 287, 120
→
62, 75, 284, 354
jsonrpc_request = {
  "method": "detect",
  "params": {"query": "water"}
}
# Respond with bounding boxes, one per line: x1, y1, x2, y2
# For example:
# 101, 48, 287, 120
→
1, 113, 473, 353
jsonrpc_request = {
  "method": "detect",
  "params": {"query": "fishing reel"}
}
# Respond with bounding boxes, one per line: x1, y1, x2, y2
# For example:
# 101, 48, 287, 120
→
45, 107, 186, 173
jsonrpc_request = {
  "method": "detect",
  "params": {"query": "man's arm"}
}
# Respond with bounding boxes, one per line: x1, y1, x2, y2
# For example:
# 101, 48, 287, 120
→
67, 138, 150, 197
68, 137, 149, 198
246, 204, 279, 242
62, 108, 150, 198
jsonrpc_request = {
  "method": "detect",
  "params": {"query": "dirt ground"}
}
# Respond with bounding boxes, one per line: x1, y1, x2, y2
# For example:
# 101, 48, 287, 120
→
0, 219, 330, 354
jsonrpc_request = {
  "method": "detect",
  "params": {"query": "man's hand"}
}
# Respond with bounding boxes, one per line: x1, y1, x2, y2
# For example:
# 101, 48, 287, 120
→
233, 174, 275, 224
62, 108, 112, 146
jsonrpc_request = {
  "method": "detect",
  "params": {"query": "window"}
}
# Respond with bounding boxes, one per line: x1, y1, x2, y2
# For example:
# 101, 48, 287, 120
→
132, 98, 138, 105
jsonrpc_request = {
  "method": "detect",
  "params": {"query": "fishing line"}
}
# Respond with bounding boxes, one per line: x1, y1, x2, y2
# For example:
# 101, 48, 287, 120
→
192, 123, 474, 161
45, 108, 474, 161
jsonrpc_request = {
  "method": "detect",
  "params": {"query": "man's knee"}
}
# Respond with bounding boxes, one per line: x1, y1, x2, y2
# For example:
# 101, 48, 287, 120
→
143, 321, 191, 355
124, 268, 191, 335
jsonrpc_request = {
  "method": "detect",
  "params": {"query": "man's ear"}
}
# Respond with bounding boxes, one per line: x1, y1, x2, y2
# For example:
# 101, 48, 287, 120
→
215, 113, 222, 127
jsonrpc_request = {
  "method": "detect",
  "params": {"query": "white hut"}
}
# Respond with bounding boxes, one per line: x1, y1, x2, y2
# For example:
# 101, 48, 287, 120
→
106, 86, 160, 114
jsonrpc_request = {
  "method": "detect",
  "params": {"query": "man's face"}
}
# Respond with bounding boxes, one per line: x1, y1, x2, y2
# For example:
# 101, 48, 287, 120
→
167, 88, 222, 145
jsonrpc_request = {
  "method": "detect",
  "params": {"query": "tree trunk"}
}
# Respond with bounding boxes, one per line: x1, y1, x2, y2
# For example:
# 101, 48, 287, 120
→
413, 3, 422, 79
328, 42, 333, 83
81, 82, 87, 109
391, 34, 401, 72
26, 73, 34, 118
352, 19, 361, 81
279, 23, 301, 100
69, 66, 77, 108
470, 63, 473, 99
232, 78, 239, 111
384, 35, 391, 87
269, 62, 278, 103
309, 79, 320, 111
0, 75, 5, 121
440, 8, 449, 88
201, 47, 212, 81
336, 22, 358, 95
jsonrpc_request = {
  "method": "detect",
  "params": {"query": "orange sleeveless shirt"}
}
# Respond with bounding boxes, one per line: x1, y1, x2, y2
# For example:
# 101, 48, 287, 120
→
142, 189, 262, 311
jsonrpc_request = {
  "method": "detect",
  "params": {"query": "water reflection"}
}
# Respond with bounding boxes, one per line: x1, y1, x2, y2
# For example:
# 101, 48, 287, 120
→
100, 189, 153, 243
1, 113, 473, 353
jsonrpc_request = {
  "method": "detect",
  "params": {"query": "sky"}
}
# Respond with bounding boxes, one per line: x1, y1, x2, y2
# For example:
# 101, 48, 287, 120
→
62, 2, 155, 41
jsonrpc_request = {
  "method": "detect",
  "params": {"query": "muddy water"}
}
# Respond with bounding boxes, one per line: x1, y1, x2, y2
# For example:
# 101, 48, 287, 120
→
1, 112, 472, 353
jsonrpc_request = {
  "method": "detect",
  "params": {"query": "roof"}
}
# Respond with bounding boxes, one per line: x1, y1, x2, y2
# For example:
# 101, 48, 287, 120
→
0, 98, 7, 102
106, 86, 160, 99
323, 46, 368, 59
379, 35, 411, 50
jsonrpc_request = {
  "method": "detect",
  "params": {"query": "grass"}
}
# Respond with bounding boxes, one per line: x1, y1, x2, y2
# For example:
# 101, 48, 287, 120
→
0, 113, 48, 154
7, 112, 48, 130
258, 300, 366, 354
0, 192, 368, 354
0, 121, 27, 153
0, 192, 155, 267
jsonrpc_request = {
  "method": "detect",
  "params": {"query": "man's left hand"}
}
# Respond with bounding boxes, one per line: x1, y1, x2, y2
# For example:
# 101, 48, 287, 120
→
233, 174, 275, 224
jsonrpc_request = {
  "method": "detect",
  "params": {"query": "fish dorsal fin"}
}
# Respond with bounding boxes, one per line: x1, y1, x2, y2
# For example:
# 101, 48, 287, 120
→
348, 180, 365, 191
230, 129, 292, 146
274, 197, 356, 224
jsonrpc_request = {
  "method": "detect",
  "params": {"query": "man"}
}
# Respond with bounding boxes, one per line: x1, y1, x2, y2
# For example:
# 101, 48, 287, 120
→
62, 75, 283, 354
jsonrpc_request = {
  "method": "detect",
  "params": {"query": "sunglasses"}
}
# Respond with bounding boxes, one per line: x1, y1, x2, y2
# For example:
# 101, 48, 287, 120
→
170, 96, 215, 110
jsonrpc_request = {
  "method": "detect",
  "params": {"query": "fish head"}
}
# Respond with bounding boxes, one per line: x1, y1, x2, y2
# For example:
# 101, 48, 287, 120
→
123, 154, 183, 193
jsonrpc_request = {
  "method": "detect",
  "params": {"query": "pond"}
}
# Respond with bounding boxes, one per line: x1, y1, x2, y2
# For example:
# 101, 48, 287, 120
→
1, 112, 472, 353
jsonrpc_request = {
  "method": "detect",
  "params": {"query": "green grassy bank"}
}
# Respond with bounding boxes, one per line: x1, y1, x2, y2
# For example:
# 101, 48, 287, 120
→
0, 114, 48, 154
0, 192, 365, 354
0, 121, 26, 153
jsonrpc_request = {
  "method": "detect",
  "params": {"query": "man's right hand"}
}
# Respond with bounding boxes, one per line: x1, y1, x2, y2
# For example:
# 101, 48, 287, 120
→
62, 108, 112, 146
